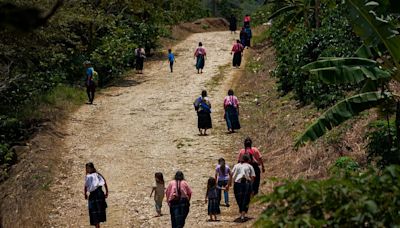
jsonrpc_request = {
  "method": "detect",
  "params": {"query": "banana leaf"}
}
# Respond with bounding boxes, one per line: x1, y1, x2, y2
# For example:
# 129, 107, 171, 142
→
302, 57, 390, 84
295, 91, 392, 147
346, 0, 400, 66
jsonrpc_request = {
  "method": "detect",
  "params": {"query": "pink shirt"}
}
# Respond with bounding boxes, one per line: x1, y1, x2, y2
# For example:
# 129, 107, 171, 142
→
238, 147, 262, 164
244, 16, 251, 22
224, 95, 239, 109
231, 43, 244, 53
194, 47, 206, 57
165, 180, 192, 205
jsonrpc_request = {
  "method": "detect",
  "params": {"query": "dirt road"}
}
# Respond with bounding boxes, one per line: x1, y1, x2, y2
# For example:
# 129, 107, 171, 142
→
46, 31, 250, 228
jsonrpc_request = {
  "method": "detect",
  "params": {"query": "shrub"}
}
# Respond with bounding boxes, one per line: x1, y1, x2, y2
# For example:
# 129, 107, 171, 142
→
256, 165, 400, 227
329, 156, 360, 177
366, 120, 400, 168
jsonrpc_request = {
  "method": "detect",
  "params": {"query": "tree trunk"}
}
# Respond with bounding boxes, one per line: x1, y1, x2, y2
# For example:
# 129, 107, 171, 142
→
315, 0, 320, 28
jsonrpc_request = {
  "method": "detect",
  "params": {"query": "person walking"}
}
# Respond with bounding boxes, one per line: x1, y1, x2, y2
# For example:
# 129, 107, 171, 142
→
229, 14, 237, 34
224, 89, 241, 133
150, 172, 165, 217
244, 25, 252, 48
243, 14, 251, 27
237, 137, 265, 195
214, 158, 231, 207
231, 40, 244, 68
239, 27, 248, 48
166, 171, 192, 228
168, 49, 176, 73
84, 162, 108, 228
194, 42, 206, 74
193, 90, 212, 136
135, 46, 146, 74
205, 177, 221, 222
231, 155, 255, 222
83, 61, 96, 104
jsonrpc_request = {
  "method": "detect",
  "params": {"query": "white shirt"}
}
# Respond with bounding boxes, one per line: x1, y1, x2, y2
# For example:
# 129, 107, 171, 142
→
232, 163, 255, 183
85, 173, 105, 192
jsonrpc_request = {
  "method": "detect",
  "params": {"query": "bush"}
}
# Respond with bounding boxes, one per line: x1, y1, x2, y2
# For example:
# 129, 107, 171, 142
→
366, 120, 400, 167
256, 165, 400, 227
329, 156, 360, 177
269, 4, 361, 108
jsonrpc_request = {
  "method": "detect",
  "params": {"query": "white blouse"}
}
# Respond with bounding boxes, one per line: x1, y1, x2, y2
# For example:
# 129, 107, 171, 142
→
85, 173, 105, 192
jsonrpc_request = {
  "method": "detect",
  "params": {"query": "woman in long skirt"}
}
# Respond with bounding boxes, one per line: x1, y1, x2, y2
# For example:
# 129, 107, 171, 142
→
244, 25, 252, 48
166, 171, 192, 228
135, 47, 146, 74
231, 155, 255, 222
224, 89, 241, 133
231, 40, 244, 68
194, 42, 206, 74
229, 14, 237, 34
239, 27, 248, 48
84, 162, 109, 228
193, 90, 212, 135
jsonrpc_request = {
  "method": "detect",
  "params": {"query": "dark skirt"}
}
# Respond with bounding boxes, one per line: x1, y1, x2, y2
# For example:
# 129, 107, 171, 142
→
234, 181, 252, 213
136, 56, 144, 70
170, 198, 190, 228
245, 38, 251, 47
197, 111, 212, 129
208, 198, 221, 215
232, 52, 242, 67
252, 163, 261, 195
229, 22, 237, 31
88, 187, 107, 226
196, 55, 205, 70
225, 105, 241, 130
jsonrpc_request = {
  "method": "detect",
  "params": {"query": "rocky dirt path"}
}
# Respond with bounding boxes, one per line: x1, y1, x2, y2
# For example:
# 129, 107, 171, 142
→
47, 31, 253, 228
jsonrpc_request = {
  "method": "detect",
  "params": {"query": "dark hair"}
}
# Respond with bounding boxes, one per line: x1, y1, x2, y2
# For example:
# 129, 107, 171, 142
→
168, 49, 172, 53
85, 162, 96, 173
218, 158, 226, 175
201, 90, 207, 97
244, 137, 252, 148
174, 171, 184, 181
228, 89, 234, 96
207, 177, 216, 192
199, 42, 203, 47
242, 154, 250, 163
155, 172, 164, 184
236, 39, 241, 43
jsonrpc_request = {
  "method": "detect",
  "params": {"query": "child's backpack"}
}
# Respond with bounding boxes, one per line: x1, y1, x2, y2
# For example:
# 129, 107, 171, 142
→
92, 70, 99, 84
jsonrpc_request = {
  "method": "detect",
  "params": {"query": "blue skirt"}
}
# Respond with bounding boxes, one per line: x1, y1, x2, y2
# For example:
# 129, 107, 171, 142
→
208, 198, 221, 215
225, 105, 241, 130
196, 55, 205, 69
170, 198, 190, 228
88, 187, 107, 225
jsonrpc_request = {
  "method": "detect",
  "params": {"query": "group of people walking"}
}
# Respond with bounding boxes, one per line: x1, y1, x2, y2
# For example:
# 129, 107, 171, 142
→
193, 89, 241, 135
83, 135, 265, 227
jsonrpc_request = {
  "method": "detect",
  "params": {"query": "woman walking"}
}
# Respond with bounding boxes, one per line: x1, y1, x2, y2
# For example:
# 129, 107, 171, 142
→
194, 42, 206, 74
231, 40, 244, 68
244, 25, 252, 48
84, 162, 108, 228
237, 137, 265, 195
243, 14, 251, 27
229, 14, 237, 34
193, 90, 212, 136
215, 158, 231, 207
135, 46, 146, 74
239, 27, 248, 48
166, 171, 192, 228
232, 155, 255, 222
224, 89, 241, 133
83, 61, 96, 104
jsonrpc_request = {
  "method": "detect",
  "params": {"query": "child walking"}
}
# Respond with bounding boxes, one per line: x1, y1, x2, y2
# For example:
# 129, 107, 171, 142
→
150, 172, 165, 217
205, 177, 221, 222
168, 49, 175, 73
215, 158, 231, 207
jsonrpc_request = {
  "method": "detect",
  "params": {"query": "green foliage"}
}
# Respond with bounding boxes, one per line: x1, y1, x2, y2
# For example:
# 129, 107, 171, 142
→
366, 120, 400, 167
295, 92, 391, 147
329, 156, 360, 177
269, 3, 361, 108
255, 165, 400, 227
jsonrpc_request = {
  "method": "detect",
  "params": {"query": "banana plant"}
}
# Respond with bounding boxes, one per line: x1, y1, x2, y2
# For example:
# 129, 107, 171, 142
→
267, 0, 315, 28
295, 0, 400, 147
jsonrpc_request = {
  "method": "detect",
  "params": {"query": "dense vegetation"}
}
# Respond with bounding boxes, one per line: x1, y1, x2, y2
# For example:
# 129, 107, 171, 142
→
254, 0, 400, 226
0, 0, 209, 179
